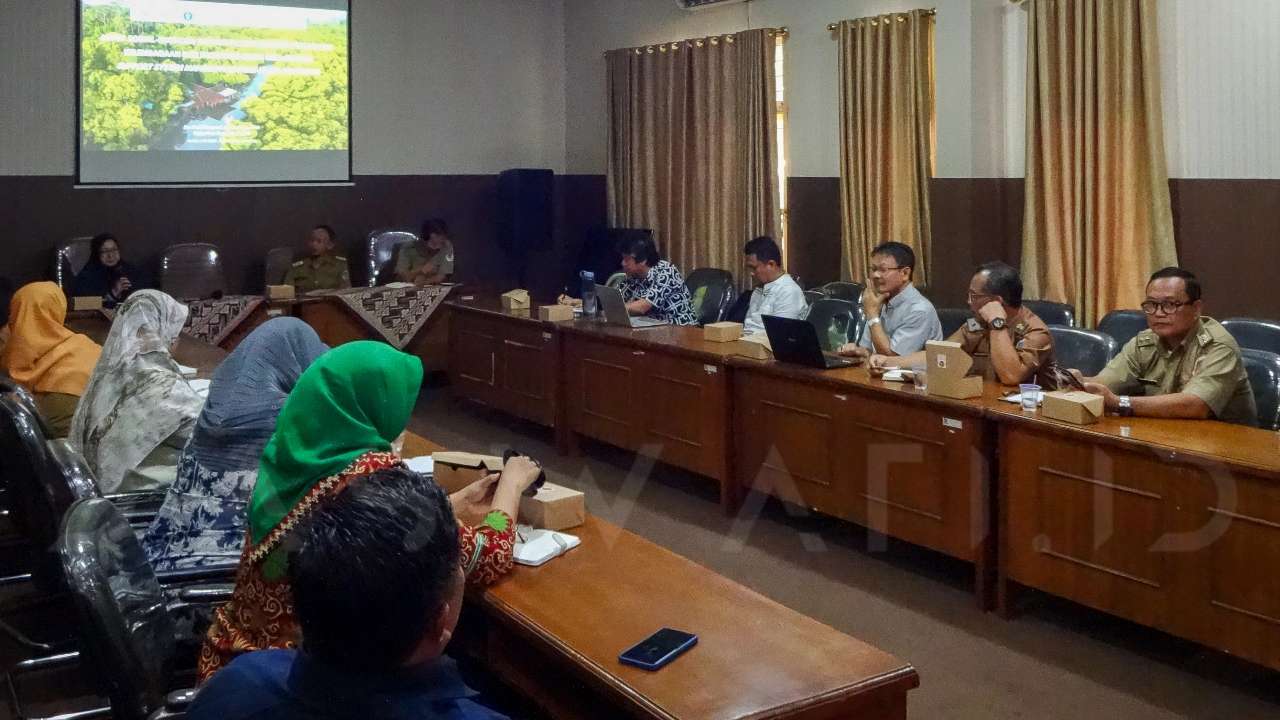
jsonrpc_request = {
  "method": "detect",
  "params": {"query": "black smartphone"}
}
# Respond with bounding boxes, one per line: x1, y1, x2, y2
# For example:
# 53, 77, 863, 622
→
618, 628, 698, 671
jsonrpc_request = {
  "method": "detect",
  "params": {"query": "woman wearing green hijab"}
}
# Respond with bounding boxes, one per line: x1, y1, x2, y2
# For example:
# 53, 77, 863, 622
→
198, 341, 542, 682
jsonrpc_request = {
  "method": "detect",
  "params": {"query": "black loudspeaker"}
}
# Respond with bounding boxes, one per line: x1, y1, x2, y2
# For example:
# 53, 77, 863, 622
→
496, 169, 554, 252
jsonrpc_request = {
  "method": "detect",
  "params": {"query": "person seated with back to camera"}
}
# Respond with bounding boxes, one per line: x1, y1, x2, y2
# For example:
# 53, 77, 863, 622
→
282, 224, 351, 293
740, 235, 806, 335
875, 261, 1060, 388
188, 466, 512, 720
396, 218, 455, 286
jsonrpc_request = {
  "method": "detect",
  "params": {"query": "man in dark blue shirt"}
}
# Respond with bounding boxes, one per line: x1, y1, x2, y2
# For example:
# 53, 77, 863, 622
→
189, 467, 509, 720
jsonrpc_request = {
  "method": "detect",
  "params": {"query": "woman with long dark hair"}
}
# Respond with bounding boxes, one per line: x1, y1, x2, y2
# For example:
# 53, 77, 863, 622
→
73, 232, 148, 307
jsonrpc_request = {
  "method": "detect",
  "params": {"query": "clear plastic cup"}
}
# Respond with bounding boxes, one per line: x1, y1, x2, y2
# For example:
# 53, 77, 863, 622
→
911, 365, 928, 391
1019, 383, 1041, 411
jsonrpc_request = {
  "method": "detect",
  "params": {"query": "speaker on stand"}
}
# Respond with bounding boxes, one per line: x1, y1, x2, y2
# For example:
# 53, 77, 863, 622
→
496, 169, 554, 289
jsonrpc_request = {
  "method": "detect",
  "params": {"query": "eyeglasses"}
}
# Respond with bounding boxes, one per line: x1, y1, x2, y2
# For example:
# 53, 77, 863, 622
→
870, 265, 903, 274
966, 291, 995, 302
1141, 299, 1192, 315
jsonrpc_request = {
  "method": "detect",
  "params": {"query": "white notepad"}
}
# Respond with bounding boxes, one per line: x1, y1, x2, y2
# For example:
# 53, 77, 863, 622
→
188, 378, 212, 397
177, 364, 198, 378
514, 526, 580, 567
404, 455, 435, 476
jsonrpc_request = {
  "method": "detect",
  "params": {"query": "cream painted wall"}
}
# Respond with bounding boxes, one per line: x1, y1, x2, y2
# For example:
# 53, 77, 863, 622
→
0, 0, 567, 175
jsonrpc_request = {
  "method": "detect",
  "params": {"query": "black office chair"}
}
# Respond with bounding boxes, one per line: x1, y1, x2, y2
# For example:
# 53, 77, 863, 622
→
846, 301, 868, 347
1048, 326, 1118, 377
1222, 318, 1280, 355
366, 230, 419, 286
263, 247, 295, 288
1241, 349, 1280, 431
937, 308, 970, 338
806, 298, 858, 352
54, 237, 95, 291
802, 289, 824, 307
684, 268, 737, 326
160, 243, 226, 301
723, 290, 751, 325
1023, 300, 1076, 327
51, 497, 218, 720
1097, 310, 1148, 349
818, 281, 864, 304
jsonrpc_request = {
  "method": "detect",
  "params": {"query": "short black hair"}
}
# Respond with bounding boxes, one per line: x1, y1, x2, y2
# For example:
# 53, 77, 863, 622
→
89, 233, 118, 260
289, 467, 460, 672
312, 224, 336, 242
743, 236, 782, 265
976, 261, 1023, 308
421, 218, 449, 238
1147, 266, 1201, 302
618, 234, 661, 266
871, 242, 916, 280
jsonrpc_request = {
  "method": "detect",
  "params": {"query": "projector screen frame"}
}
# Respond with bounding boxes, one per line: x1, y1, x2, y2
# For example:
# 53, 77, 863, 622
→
74, 0, 353, 187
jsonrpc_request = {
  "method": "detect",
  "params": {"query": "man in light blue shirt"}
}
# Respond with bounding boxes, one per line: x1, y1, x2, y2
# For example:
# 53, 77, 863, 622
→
838, 241, 942, 359
742, 236, 807, 335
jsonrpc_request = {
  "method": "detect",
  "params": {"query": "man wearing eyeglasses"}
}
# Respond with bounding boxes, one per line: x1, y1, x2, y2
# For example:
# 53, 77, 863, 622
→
1076, 267, 1256, 425
837, 242, 941, 360
872, 261, 1059, 387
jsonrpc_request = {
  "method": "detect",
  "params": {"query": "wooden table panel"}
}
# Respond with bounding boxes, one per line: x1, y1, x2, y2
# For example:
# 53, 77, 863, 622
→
635, 351, 727, 479
448, 316, 500, 403
567, 335, 643, 451
496, 322, 558, 427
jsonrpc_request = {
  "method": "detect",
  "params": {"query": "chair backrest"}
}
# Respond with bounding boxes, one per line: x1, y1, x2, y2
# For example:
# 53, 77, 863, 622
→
366, 230, 419, 286
1097, 310, 1148, 349
685, 268, 737, 326
1048, 326, 1118, 377
0, 380, 51, 437
264, 246, 295, 287
59, 497, 176, 720
818, 281, 864, 303
937, 308, 970, 339
160, 243, 226, 301
1023, 300, 1076, 327
802, 290, 824, 307
1241, 348, 1280, 431
1222, 317, 1280, 355
806, 298, 857, 352
845, 301, 868, 347
605, 272, 627, 289
55, 237, 95, 290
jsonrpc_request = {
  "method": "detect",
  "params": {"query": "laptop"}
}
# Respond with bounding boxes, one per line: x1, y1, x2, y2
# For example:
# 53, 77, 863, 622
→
762, 315, 856, 369
595, 284, 668, 329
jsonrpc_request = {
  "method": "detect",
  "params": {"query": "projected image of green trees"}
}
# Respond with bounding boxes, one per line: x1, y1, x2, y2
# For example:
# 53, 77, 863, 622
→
80, 3, 349, 151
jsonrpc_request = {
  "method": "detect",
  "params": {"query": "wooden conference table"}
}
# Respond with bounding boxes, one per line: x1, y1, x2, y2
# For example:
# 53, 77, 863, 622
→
66, 310, 920, 719
445, 295, 1280, 674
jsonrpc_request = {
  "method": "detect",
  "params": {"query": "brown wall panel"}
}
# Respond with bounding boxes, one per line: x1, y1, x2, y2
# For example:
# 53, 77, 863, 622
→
0, 174, 608, 301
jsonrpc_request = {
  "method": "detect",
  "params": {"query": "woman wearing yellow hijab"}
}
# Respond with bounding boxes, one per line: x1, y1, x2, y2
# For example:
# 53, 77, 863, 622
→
1, 282, 102, 437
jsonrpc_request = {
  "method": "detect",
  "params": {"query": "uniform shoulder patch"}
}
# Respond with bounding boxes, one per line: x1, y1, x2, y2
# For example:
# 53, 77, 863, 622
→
1134, 330, 1157, 347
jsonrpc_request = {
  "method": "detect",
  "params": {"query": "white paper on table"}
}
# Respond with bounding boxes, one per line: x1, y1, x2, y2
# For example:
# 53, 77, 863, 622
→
188, 379, 212, 397
384, 282, 415, 289
514, 526, 581, 566
177, 364, 198, 378
880, 368, 912, 382
1001, 391, 1045, 406
404, 456, 434, 476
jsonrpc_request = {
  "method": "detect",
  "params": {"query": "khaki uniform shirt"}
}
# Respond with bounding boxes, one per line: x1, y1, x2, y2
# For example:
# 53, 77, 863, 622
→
949, 306, 1059, 388
395, 240, 455, 281
282, 255, 351, 293
1093, 317, 1257, 426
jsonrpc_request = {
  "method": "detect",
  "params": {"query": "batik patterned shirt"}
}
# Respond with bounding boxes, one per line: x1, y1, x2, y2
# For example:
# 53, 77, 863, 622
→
619, 260, 698, 326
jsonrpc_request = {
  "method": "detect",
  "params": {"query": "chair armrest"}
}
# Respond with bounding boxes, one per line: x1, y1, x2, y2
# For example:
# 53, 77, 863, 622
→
155, 564, 239, 586
175, 585, 234, 604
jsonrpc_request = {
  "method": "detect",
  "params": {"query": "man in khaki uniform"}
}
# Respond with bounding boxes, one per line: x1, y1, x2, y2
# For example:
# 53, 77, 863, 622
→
395, 218, 455, 286
283, 225, 351, 293
1079, 267, 1256, 426
874, 261, 1059, 388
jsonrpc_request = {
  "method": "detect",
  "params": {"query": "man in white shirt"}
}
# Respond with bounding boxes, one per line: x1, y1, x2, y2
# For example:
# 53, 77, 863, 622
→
742, 236, 806, 335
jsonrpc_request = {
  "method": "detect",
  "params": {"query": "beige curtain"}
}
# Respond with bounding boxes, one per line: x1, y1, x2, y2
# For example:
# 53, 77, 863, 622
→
1021, 0, 1176, 327
607, 29, 780, 284
837, 10, 936, 286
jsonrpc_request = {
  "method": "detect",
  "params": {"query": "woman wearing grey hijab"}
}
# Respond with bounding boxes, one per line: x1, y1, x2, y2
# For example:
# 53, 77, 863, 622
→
70, 290, 205, 493
143, 317, 327, 571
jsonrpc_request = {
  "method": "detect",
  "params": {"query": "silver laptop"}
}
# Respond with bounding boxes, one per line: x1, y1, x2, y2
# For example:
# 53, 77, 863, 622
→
595, 284, 668, 328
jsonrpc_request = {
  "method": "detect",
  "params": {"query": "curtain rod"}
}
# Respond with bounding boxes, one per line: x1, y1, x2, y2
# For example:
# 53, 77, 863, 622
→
827, 9, 935, 31
604, 27, 788, 57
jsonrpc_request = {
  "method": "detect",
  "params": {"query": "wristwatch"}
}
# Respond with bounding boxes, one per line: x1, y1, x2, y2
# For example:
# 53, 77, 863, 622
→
1117, 395, 1133, 417
990, 317, 1007, 330
866, 316, 882, 328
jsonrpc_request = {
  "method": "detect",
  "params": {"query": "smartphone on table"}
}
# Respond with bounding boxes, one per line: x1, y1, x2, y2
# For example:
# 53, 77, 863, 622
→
618, 628, 698, 671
